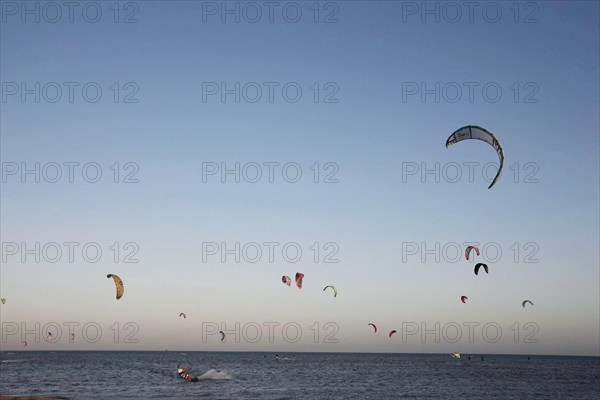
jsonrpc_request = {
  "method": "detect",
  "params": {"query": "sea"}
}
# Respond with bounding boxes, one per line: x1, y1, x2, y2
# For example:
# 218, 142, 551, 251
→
1, 352, 599, 399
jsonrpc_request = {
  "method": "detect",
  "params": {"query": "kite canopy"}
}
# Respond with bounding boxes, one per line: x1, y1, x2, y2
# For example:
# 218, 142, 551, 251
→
368, 323, 377, 333
0, 298, 5, 304
219, 331, 225, 342
295, 272, 304, 289
282, 275, 291, 286
474, 263, 489, 275
465, 246, 480, 261
522, 300, 534, 308
323, 285, 337, 297
461, 296, 468, 303
106, 274, 124, 299
389, 330, 397, 338
446, 125, 504, 189
180, 313, 186, 319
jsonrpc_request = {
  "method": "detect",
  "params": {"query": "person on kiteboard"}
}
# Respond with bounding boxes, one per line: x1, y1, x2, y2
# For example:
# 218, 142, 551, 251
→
177, 364, 198, 382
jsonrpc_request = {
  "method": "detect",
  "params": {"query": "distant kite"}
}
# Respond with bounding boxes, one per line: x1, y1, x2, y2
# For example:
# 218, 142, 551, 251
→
389, 330, 397, 338
522, 300, 534, 308
282, 275, 291, 286
323, 285, 337, 297
465, 246, 480, 261
107, 274, 124, 299
461, 296, 468, 303
295, 272, 304, 289
180, 313, 186, 319
368, 323, 377, 334
474, 263, 489, 275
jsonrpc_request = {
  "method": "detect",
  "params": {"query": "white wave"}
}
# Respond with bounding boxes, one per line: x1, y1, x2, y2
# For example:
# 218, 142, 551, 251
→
197, 369, 233, 380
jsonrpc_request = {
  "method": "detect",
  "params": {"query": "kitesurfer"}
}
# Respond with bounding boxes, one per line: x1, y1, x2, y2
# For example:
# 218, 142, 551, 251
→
177, 364, 198, 382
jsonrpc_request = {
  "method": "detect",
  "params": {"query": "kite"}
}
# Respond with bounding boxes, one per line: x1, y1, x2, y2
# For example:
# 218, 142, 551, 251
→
474, 263, 489, 275
180, 313, 186, 319
323, 285, 337, 297
219, 331, 225, 342
106, 274, 124, 299
295, 272, 304, 289
461, 296, 468, 303
522, 300, 534, 308
389, 330, 397, 338
465, 246, 480, 261
446, 125, 504, 189
282, 275, 291, 286
368, 323, 377, 333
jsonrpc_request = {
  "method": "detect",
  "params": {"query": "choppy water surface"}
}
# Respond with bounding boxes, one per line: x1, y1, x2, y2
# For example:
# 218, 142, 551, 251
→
1, 352, 599, 399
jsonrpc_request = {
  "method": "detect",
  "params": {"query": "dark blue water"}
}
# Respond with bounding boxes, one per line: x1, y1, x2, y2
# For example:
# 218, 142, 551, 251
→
1, 352, 599, 399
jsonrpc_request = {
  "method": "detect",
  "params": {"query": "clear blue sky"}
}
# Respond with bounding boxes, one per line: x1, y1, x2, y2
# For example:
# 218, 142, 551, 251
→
1, 1, 598, 355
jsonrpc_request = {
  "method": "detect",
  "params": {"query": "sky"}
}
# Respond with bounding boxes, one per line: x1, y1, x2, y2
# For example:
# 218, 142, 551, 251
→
0, 1, 598, 356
